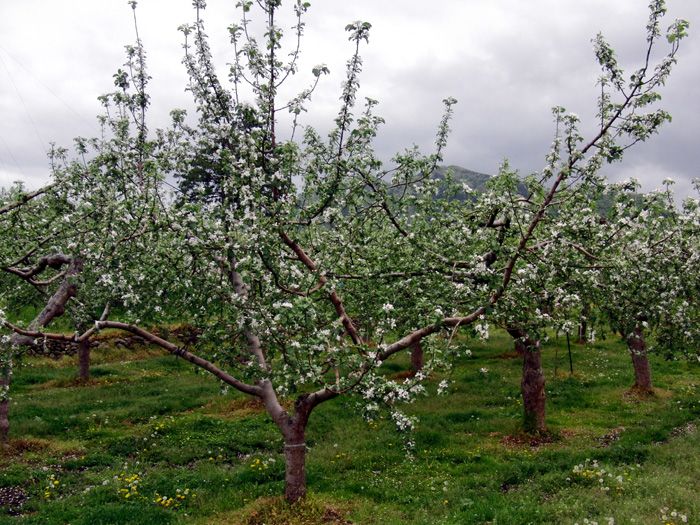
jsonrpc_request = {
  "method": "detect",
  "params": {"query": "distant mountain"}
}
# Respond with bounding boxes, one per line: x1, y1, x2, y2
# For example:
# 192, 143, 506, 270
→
432, 165, 493, 194
430, 165, 529, 202
434, 166, 642, 217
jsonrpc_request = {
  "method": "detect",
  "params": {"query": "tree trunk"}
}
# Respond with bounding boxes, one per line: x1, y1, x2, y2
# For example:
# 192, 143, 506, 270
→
280, 395, 315, 504
77, 338, 91, 382
576, 303, 590, 344
577, 319, 588, 344
625, 327, 653, 394
1, 256, 83, 444
261, 387, 319, 505
283, 423, 308, 504
410, 340, 424, 376
0, 368, 9, 445
508, 328, 546, 434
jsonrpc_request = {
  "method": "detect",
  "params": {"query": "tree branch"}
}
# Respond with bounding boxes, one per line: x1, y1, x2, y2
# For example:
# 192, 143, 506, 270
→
96, 321, 263, 397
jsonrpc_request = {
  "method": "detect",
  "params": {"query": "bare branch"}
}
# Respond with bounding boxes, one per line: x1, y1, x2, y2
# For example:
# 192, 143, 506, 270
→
96, 321, 263, 397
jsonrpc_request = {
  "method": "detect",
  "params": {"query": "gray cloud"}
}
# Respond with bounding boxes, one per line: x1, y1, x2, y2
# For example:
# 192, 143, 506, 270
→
1, 0, 698, 199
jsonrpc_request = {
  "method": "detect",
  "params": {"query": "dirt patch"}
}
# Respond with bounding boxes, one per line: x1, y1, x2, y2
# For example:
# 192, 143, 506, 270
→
0, 486, 29, 516
0, 438, 49, 458
221, 397, 293, 418
244, 497, 354, 525
499, 430, 562, 449
389, 370, 435, 381
596, 427, 626, 447
227, 398, 266, 412
500, 481, 519, 493
671, 422, 697, 438
622, 387, 657, 402
390, 370, 414, 381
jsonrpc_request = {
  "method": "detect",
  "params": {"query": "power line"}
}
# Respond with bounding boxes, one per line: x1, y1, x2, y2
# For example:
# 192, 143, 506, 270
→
0, 133, 25, 178
0, 45, 98, 133
0, 51, 46, 156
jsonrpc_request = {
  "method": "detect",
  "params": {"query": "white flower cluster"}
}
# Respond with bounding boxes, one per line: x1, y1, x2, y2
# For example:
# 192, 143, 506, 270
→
474, 321, 490, 340
437, 379, 450, 396
390, 410, 417, 432
660, 508, 688, 523
0, 381, 10, 402
574, 519, 614, 525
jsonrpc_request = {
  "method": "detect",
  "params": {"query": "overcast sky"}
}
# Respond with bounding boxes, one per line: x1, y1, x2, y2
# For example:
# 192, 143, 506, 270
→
1, 0, 698, 199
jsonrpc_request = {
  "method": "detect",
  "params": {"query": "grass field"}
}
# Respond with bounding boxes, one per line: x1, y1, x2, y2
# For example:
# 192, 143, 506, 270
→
1, 329, 699, 524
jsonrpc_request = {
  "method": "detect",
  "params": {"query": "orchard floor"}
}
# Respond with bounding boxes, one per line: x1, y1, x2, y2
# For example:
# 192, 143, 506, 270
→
1, 330, 699, 524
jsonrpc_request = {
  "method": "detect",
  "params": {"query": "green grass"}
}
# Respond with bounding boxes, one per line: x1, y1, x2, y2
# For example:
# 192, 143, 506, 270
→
1, 330, 699, 524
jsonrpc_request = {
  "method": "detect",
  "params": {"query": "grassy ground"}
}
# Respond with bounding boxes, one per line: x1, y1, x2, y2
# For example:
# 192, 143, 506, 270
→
1, 330, 699, 524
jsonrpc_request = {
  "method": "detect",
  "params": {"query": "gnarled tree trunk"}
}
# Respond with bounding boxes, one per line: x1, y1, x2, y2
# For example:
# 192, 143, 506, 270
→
508, 327, 546, 434
625, 327, 653, 394
0, 256, 82, 444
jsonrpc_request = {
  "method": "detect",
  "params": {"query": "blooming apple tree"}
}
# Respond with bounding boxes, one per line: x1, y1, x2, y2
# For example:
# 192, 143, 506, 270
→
0, 6, 181, 443
377, 0, 689, 430
575, 179, 700, 393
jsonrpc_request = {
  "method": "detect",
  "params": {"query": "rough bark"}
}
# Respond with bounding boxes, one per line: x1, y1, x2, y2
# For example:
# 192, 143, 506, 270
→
283, 408, 310, 504
410, 340, 424, 376
508, 328, 546, 434
625, 327, 654, 394
77, 338, 91, 382
259, 382, 337, 504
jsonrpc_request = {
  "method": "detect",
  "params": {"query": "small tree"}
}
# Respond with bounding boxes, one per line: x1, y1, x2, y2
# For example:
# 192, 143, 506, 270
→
381, 0, 690, 427
0, 0, 174, 441
586, 180, 700, 394
0, 182, 86, 444
481, 168, 612, 434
